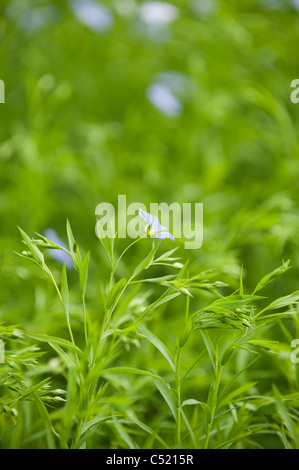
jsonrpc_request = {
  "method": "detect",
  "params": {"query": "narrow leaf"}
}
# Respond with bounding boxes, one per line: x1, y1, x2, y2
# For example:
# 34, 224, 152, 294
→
137, 324, 175, 371
80, 251, 90, 296
61, 264, 69, 322
132, 242, 160, 278
27, 333, 82, 355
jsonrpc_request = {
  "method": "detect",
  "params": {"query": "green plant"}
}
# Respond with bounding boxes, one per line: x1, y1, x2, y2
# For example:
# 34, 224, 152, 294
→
0, 220, 298, 449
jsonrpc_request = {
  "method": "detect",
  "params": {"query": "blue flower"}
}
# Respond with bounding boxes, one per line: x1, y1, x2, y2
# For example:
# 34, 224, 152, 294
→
139, 2, 179, 26
146, 82, 182, 116
43, 229, 73, 268
146, 71, 190, 117
138, 209, 175, 241
70, 0, 113, 34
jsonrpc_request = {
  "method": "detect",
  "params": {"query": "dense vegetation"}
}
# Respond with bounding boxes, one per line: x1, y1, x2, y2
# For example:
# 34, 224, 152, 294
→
1, 0, 299, 449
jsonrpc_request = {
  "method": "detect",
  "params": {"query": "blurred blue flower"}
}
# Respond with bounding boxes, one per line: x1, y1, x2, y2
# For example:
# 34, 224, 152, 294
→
139, 209, 175, 241
146, 83, 182, 116
146, 71, 190, 116
70, 0, 113, 33
44, 229, 73, 268
293, 0, 299, 11
138, 1, 179, 41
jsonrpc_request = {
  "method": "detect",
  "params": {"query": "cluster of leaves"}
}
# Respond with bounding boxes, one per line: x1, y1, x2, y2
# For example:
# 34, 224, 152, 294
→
1, 223, 299, 449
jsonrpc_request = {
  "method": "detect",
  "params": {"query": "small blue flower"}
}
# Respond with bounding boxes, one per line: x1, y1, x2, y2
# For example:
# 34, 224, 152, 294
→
146, 82, 182, 116
139, 2, 179, 26
44, 229, 73, 268
70, 0, 113, 33
138, 209, 175, 241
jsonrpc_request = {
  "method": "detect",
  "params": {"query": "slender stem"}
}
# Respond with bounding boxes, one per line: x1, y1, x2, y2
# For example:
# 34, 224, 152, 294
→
91, 237, 159, 383
203, 361, 222, 449
203, 417, 212, 449
45, 266, 75, 345
175, 346, 182, 448
93, 236, 149, 368
45, 266, 62, 303
185, 295, 190, 323
82, 294, 88, 345
111, 235, 146, 279
91, 275, 132, 370
43, 265, 81, 381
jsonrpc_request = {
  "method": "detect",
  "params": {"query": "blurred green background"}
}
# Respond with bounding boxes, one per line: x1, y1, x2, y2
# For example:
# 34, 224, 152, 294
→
1, 0, 299, 449
1, 0, 299, 317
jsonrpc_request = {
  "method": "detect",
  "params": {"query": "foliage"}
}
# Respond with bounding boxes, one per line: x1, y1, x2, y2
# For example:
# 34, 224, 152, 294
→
0, 225, 298, 448
1, 0, 299, 449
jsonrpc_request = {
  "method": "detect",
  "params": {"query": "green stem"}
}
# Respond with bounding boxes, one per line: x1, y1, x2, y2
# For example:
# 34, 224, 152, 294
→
203, 362, 222, 449
111, 235, 146, 280
82, 294, 88, 345
91, 275, 133, 370
203, 418, 213, 449
93, 237, 150, 368
45, 266, 75, 346
45, 266, 62, 303
175, 346, 182, 448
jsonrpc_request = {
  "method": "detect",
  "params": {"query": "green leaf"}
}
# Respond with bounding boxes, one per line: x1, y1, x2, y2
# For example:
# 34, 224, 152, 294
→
112, 415, 137, 449
239, 264, 244, 296
221, 344, 235, 366
217, 382, 257, 409
143, 275, 177, 284
80, 251, 90, 296
106, 278, 127, 310
273, 385, 297, 443
81, 415, 112, 436
18, 227, 44, 265
136, 291, 180, 323
154, 247, 179, 263
137, 324, 175, 371
179, 318, 192, 347
129, 415, 168, 448
95, 218, 114, 268
215, 431, 252, 449
61, 264, 69, 322
267, 291, 299, 310
101, 328, 121, 341
181, 399, 211, 423
0, 422, 17, 442
26, 333, 83, 355
200, 330, 216, 374
66, 219, 76, 252
246, 339, 279, 351
281, 426, 293, 449
154, 379, 177, 421
101, 367, 163, 381
253, 260, 291, 294
66, 219, 82, 270
32, 393, 56, 449
181, 409, 198, 448
132, 242, 160, 278
205, 295, 264, 312
48, 342, 75, 366
14, 378, 51, 401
